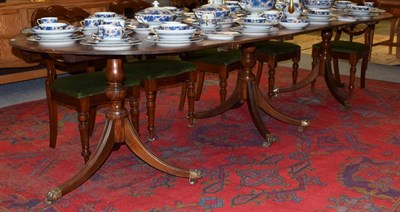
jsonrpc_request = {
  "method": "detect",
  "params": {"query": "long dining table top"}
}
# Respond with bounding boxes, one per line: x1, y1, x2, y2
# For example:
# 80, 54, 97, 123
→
10, 12, 392, 58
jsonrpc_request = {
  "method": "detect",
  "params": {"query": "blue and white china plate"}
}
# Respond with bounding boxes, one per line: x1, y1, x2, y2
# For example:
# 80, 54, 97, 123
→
154, 27, 197, 35
27, 34, 84, 46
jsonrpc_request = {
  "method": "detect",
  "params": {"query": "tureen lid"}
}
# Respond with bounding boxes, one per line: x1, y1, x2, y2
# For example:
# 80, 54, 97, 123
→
137, 1, 175, 15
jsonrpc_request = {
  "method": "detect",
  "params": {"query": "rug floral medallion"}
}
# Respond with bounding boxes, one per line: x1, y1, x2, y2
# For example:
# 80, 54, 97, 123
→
1, 69, 399, 211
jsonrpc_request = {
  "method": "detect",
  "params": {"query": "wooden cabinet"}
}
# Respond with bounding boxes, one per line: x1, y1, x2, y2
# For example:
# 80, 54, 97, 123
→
0, 0, 112, 84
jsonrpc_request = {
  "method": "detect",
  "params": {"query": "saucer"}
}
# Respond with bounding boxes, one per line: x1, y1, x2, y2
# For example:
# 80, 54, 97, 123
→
206, 31, 241, 40
146, 34, 204, 47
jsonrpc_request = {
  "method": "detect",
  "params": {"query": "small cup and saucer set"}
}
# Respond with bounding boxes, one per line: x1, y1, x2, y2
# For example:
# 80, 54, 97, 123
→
80, 24, 141, 51
23, 17, 83, 46
238, 14, 278, 36
81, 12, 126, 36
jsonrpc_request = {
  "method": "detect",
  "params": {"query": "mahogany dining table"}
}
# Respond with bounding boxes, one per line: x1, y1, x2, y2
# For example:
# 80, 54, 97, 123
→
10, 12, 392, 203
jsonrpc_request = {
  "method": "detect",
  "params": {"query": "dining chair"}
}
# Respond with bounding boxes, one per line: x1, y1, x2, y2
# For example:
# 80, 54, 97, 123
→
31, 5, 140, 163
108, 0, 198, 141
179, 48, 242, 109
311, 23, 373, 97
254, 41, 301, 100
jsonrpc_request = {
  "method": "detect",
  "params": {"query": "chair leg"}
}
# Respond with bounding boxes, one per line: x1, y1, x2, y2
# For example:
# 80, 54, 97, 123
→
78, 98, 91, 163
389, 17, 397, 54
218, 68, 228, 104
311, 48, 319, 91
179, 82, 186, 111
145, 87, 156, 141
255, 61, 264, 85
292, 51, 300, 85
267, 57, 277, 100
130, 86, 141, 133
48, 98, 58, 148
186, 76, 196, 127
360, 56, 369, 88
195, 71, 205, 101
348, 55, 358, 98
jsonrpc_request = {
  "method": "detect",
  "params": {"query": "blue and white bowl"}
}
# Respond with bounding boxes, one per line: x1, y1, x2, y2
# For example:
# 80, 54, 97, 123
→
347, 5, 371, 12
239, 0, 276, 15
135, 1, 176, 26
303, 0, 334, 9
244, 15, 267, 23
307, 8, 331, 16
279, 18, 310, 29
158, 22, 190, 30
38, 23, 68, 30
335, 0, 352, 9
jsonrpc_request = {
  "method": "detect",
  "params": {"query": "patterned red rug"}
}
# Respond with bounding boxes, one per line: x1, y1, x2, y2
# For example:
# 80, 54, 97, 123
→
1, 68, 399, 211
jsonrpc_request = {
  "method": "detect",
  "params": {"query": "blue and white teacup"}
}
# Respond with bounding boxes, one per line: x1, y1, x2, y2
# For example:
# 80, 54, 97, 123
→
80, 17, 103, 29
39, 23, 68, 30
101, 18, 126, 27
36, 17, 58, 25
94, 12, 116, 18
98, 25, 125, 40
262, 10, 283, 21
244, 15, 267, 24
364, 2, 375, 8
159, 21, 190, 30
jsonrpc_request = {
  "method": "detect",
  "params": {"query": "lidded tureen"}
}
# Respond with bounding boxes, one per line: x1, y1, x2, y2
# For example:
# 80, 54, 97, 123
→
135, 1, 176, 26
239, 0, 276, 15
193, 2, 231, 20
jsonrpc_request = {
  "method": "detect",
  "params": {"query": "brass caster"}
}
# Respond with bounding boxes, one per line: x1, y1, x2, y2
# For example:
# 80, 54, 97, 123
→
46, 187, 62, 204
298, 119, 310, 132
273, 88, 280, 97
188, 123, 194, 128
263, 134, 276, 148
344, 101, 352, 110
189, 169, 202, 185
148, 137, 155, 142
185, 112, 189, 119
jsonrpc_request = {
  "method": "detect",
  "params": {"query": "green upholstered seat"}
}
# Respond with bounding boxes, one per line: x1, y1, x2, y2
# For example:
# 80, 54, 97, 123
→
50, 71, 140, 99
123, 59, 198, 80
255, 41, 301, 56
183, 49, 242, 66
312, 41, 368, 54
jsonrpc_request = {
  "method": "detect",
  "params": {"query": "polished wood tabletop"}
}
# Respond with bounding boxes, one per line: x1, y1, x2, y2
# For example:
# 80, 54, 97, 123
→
10, 12, 392, 203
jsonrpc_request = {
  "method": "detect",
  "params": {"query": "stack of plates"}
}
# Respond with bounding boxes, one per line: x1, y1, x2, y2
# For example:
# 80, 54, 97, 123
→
206, 31, 241, 40
307, 14, 333, 25
239, 21, 277, 36
148, 27, 203, 47
80, 35, 142, 51
23, 25, 81, 46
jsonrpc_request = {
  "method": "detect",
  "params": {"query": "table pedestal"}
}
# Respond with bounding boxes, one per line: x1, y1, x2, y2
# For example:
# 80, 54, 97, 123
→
195, 29, 351, 146
46, 58, 201, 203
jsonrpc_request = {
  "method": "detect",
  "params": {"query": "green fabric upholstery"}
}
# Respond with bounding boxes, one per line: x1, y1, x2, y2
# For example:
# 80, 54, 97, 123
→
123, 59, 197, 80
183, 49, 242, 66
50, 71, 140, 99
255, 41, 301, 56
312, 41, 368, 54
